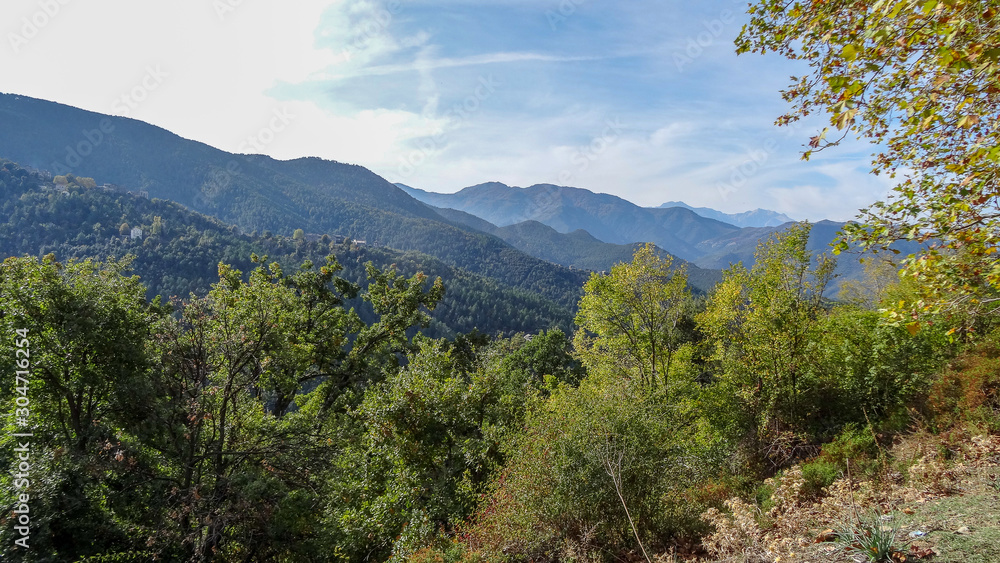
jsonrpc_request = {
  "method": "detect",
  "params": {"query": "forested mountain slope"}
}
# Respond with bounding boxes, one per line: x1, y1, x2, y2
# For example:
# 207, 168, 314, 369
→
431, 206, 722, 292
0, 160, 575, 336
0, 93, 588, 309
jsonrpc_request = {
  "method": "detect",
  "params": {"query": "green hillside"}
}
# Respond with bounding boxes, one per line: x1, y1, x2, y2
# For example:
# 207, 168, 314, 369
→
431, 206, 722, 292
0, 160, 575, 336
0, 94, 588, 310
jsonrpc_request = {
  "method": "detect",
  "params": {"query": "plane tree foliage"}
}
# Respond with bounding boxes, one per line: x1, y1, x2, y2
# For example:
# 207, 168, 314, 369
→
738, 0, 1000, 325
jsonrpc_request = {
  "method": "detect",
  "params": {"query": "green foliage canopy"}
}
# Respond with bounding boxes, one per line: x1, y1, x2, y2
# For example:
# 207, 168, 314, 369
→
699, 223, 836, 468
738, 0, 1000, 323
575, 243, 694, 389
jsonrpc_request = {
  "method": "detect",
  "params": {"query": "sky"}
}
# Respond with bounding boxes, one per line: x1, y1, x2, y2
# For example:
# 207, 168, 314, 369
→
0, 0, 895, 221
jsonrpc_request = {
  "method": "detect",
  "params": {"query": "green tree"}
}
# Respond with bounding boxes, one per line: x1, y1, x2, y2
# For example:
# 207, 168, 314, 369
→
0, 256, 166, 559
698, 223, 836, 469
293, 228, 305, 241
575, 244, 694, 390
738, 0, 1000, 325
330, 341, 507, 560
467, 373, 712, 561
145, 257, 443, 560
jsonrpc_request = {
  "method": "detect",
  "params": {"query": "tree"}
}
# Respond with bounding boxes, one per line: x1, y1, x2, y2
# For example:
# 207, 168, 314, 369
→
328, 338, 525, 561
738, 0, 1000, 324
0, 256, 166, 559
698, 223, 836, 469
119, 222, 130, 236
0, 256, 159, 452
147, 257, 444, 560
574, 244, 694, 390
150, 260, 341, 560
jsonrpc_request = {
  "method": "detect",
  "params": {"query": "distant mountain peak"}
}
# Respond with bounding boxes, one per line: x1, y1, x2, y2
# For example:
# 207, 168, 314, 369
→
659, 201, 795, 228
398, 182, 743, 262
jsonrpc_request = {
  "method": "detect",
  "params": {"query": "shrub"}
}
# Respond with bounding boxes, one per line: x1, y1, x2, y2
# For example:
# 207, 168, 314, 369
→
465, 375, 716, 561
819, 423, 880, 477
799, 459, 840, 500
925, 329, 1000, 432
806, 307, 951, 438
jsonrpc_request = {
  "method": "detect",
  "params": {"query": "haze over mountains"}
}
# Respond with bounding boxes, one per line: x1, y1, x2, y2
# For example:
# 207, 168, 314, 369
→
0, 92, 898, 318
398, 182, 743, 262
395, 182, 887, 277
658, 201, 795, 228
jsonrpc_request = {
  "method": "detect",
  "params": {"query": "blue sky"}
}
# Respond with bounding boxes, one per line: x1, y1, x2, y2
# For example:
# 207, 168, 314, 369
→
1, 0, 892, 220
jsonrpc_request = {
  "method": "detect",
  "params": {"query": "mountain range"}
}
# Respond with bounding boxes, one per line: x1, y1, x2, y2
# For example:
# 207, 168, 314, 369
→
657, 201, 795, 228
397, 182, 742, 262
397, 182, 919, 289
0, 93, 905, 320
0, 93, 594, 311
423, 205, 722, 291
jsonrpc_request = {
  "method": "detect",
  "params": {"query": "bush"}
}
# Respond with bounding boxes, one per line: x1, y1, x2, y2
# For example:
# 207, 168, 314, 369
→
925, 329, 1000, 432
799, 459, 840, 500
464, 375, 716, 561
819, 423, 880, 477
805, 307, 952, 438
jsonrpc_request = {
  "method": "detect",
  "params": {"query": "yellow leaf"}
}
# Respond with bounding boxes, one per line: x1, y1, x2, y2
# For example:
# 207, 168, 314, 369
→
907, 322, 920, 336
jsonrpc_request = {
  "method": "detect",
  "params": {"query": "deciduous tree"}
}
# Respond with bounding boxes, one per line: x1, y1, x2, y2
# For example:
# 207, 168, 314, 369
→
698, 223, 836, 468
575, 244, 694, 390
738, 0, 1000, 324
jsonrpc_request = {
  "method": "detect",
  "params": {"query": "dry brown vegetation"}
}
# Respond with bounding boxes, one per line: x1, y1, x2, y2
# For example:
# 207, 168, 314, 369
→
686, 337, 1000, 563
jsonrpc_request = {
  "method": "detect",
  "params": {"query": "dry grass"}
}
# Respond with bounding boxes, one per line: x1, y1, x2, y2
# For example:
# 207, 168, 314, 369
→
682, 432, 1000, 563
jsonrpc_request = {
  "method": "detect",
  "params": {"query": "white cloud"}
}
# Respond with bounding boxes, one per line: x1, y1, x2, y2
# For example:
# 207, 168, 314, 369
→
313, 51, 603, 80
0, 0, 891, 222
